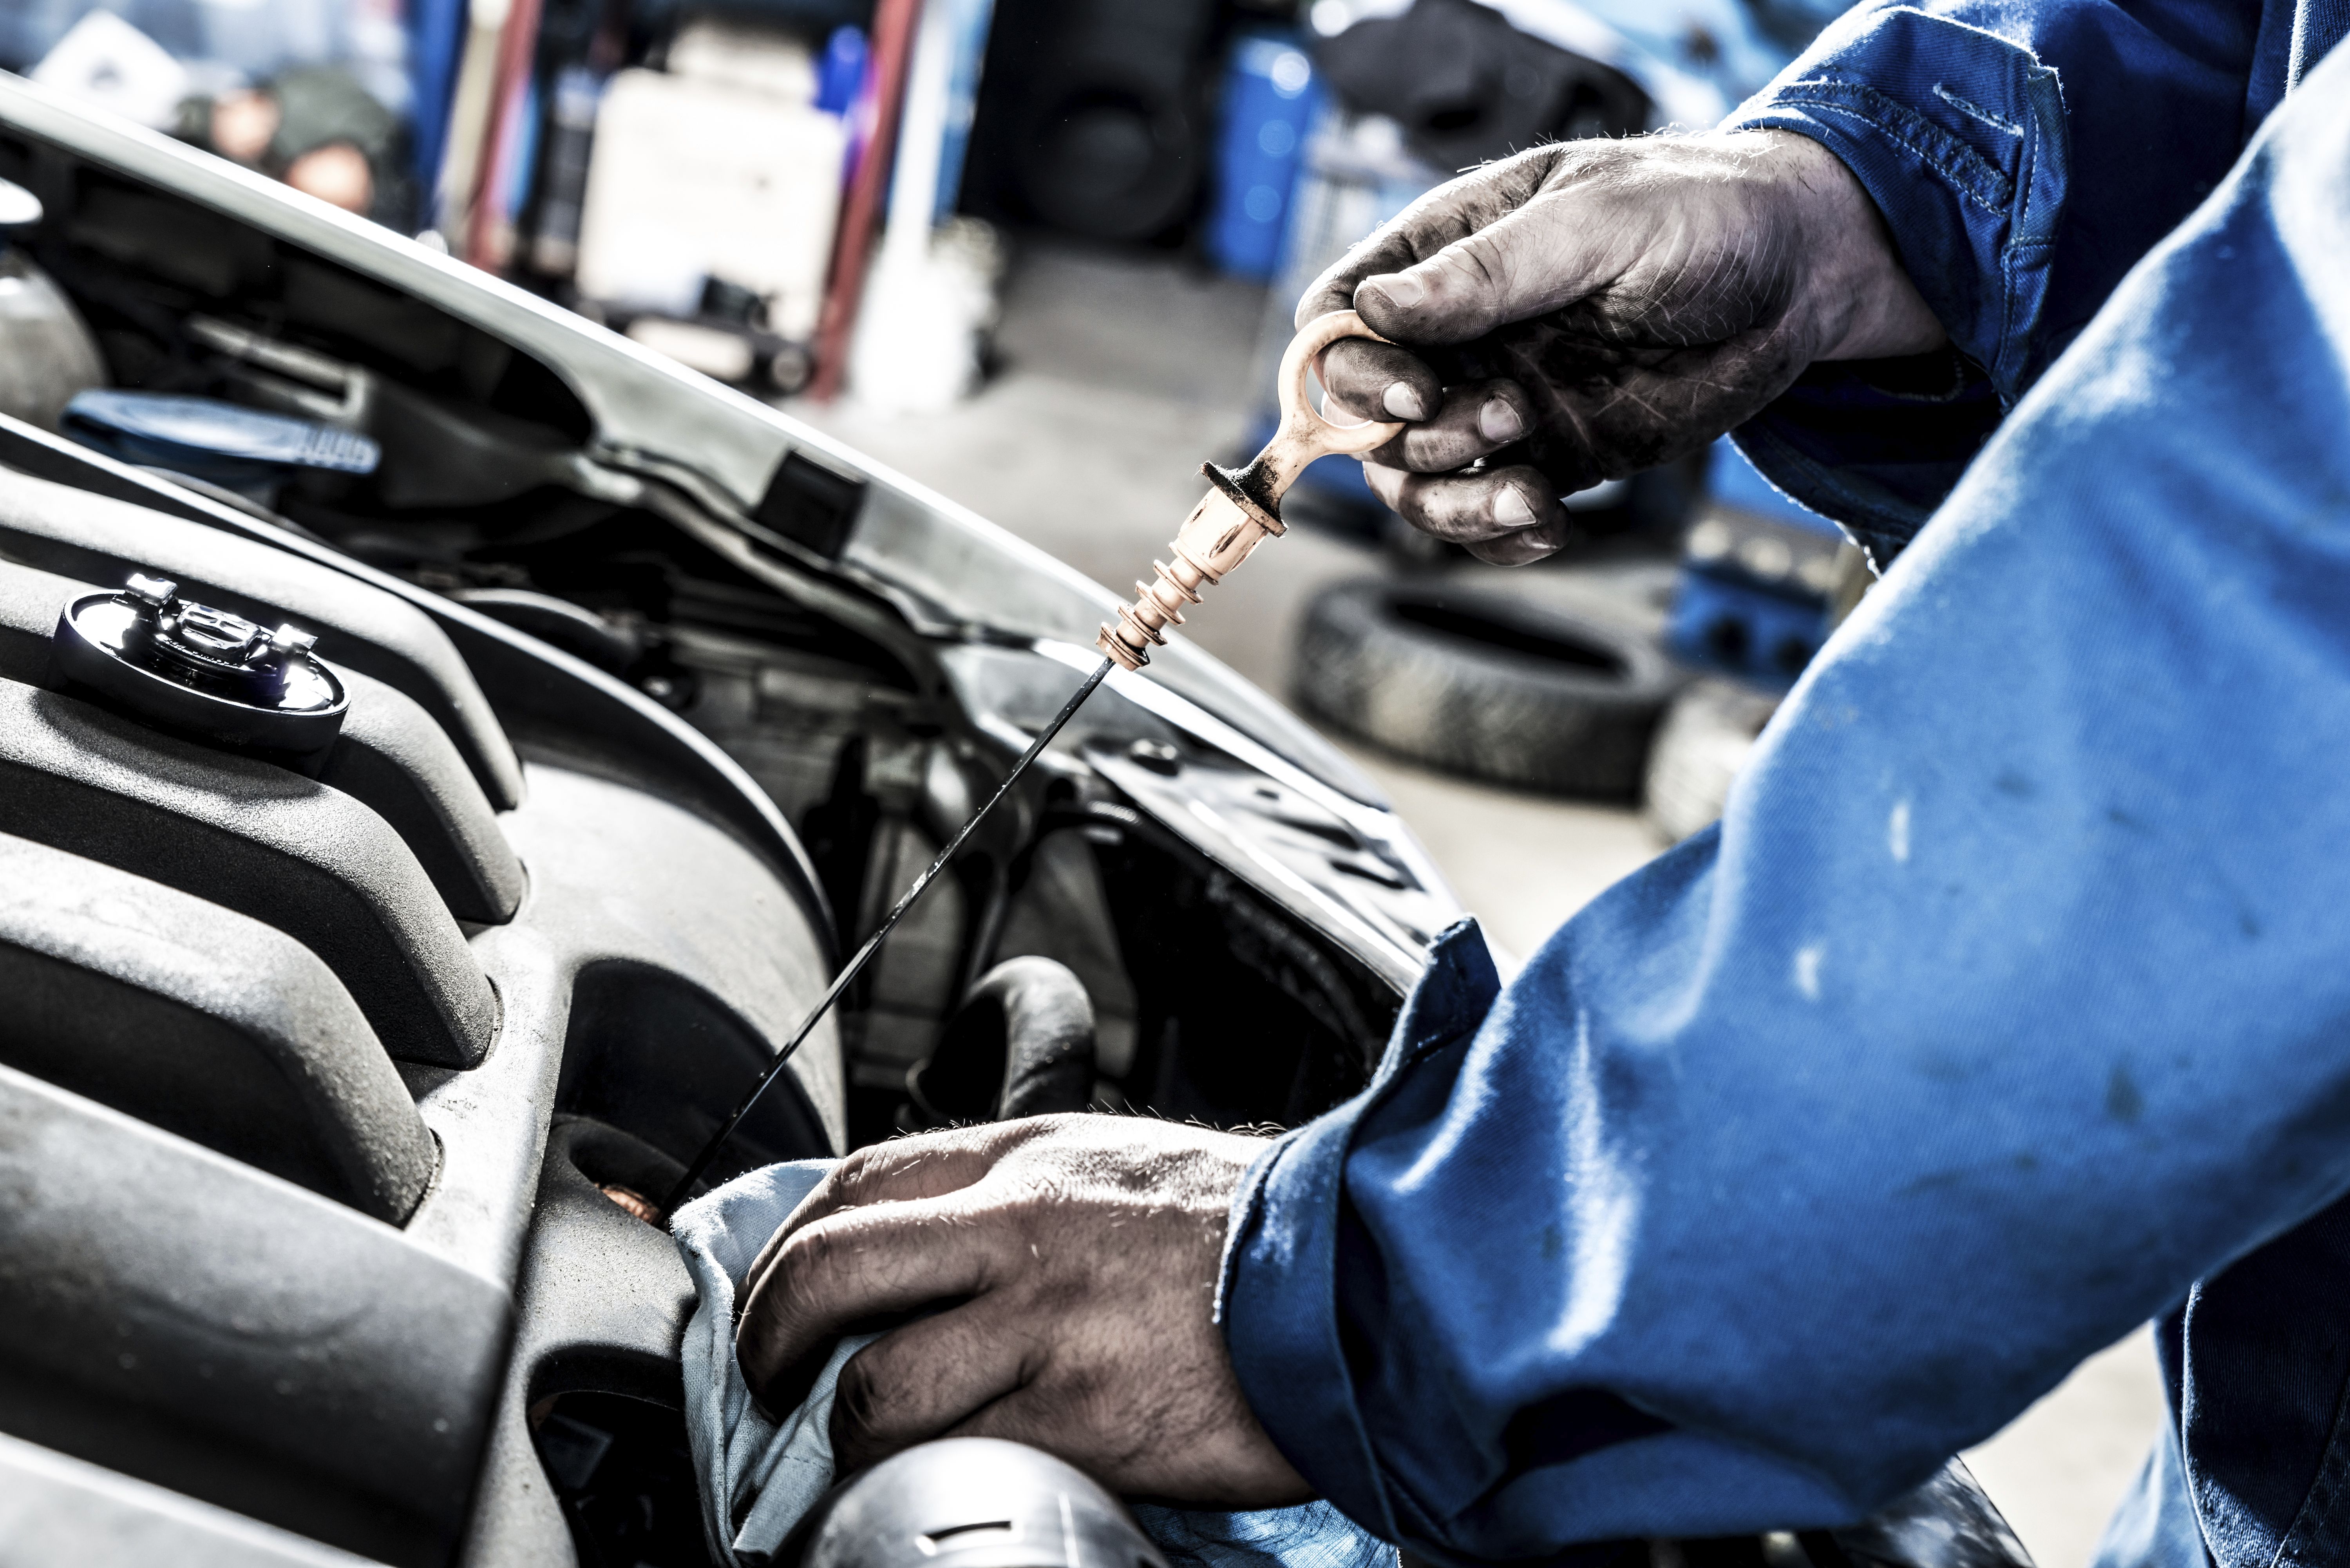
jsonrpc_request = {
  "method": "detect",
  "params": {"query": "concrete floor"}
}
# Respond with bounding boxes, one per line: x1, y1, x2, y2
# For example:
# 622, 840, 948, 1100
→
786, 238, 2170, 1566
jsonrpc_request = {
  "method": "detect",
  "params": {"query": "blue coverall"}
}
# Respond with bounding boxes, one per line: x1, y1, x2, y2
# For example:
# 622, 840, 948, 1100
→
1218, 1, 2350, 1563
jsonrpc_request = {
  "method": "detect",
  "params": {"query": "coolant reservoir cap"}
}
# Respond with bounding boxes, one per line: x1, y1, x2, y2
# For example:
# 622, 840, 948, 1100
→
62, 390, 380, 483
53, 573, 349, 760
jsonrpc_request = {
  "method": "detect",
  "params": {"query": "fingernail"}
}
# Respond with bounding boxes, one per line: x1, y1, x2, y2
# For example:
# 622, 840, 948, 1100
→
1384, 383, 1429, 421
1369, 272, 1425, 310
1494, 488, 1534, 526
1479, 399, 1523, 443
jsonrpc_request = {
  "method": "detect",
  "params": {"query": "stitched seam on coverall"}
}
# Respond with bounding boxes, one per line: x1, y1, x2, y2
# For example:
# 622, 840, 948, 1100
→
1760, 83, 2016, 213
1992, 62, 2066, 396
1997, 85, 2039, 387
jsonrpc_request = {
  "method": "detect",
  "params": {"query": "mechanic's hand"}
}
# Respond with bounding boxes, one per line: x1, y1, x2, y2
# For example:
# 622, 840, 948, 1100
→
1306, 130, 1946, 564
734, 1116, 1311, 1507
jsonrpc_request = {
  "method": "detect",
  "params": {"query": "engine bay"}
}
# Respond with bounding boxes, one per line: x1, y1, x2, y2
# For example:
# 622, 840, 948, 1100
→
0, 83, 1465, 1568
0, 75, 2050, 1568
0, 118, 1447, 1129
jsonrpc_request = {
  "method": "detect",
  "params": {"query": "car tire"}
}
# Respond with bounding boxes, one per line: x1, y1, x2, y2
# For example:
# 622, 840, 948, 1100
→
1294, 577, 1685, 799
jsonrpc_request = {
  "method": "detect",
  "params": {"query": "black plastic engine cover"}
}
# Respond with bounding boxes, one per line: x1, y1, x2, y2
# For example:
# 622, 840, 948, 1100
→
0, 831, 436, 1220
0, 463, 524, 809
0, 1061, 511, 1568
0, 676, 498, 1066
0, 557, 525, 924
0, 419, 832, 937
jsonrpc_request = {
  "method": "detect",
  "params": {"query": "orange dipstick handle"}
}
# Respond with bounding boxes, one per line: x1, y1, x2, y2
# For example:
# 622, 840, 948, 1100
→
1097, 311, 1405, 671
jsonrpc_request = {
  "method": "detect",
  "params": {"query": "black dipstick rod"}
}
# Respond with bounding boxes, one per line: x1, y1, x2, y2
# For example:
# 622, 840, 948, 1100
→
666, 312, 1407, 1215
666, 657, 1111, 1214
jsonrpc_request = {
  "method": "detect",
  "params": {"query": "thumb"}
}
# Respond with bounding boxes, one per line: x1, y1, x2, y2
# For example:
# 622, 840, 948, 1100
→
1353, 196, 1612, 345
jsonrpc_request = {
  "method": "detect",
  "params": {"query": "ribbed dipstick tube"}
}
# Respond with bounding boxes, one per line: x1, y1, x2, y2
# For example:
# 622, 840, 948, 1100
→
1098, 310, 1404, 671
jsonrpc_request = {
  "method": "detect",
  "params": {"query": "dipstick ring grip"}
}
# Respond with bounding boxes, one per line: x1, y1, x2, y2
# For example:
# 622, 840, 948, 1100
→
1096, 310, 1405, 671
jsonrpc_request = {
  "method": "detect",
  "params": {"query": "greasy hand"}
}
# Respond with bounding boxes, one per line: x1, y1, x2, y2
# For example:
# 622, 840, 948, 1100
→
734, 1116, 1310, 1507
1306, 130, 1945, 564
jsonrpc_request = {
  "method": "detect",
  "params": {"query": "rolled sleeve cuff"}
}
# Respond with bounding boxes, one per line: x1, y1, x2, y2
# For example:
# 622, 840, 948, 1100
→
1724, 4, 2069, 549
1217, 919, 1504, 1545
1220, 1102, 1395, 1537
1728, 5, 2068, 399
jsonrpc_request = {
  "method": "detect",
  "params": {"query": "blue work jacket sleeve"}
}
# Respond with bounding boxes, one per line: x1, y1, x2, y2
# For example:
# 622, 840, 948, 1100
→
1219, 52, 2350, 1563
1719, 0, 2265, 556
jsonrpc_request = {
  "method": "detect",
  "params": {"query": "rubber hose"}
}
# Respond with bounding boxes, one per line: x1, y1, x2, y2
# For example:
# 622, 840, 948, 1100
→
907, 956, 1097, 1124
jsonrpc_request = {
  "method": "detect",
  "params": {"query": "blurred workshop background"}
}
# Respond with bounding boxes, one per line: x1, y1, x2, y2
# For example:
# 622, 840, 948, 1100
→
2, 0, 2163, 1557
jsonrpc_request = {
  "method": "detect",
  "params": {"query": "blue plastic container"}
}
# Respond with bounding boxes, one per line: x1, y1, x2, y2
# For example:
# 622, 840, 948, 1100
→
1666, 437, 1846, 681
818, 25, 869, 116
1207, 34, 1321, 281
1668, 568, 1830, 681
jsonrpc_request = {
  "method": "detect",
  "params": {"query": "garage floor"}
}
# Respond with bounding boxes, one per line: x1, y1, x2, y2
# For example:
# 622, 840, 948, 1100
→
784, 237, 2166, 1566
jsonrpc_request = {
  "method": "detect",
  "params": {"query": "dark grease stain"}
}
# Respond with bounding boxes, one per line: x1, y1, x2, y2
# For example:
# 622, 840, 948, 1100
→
2106, 1066, 2145, 1124
1208, 459, 1284, 526
2077, 1260, 2132, 1292
1541, 1225, 1563, 1261
1994, 770, 2037, 798
1901, 1150, 2038, 1198
1913, 1050, 1974, 1084
2105, 805, 2149, 833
